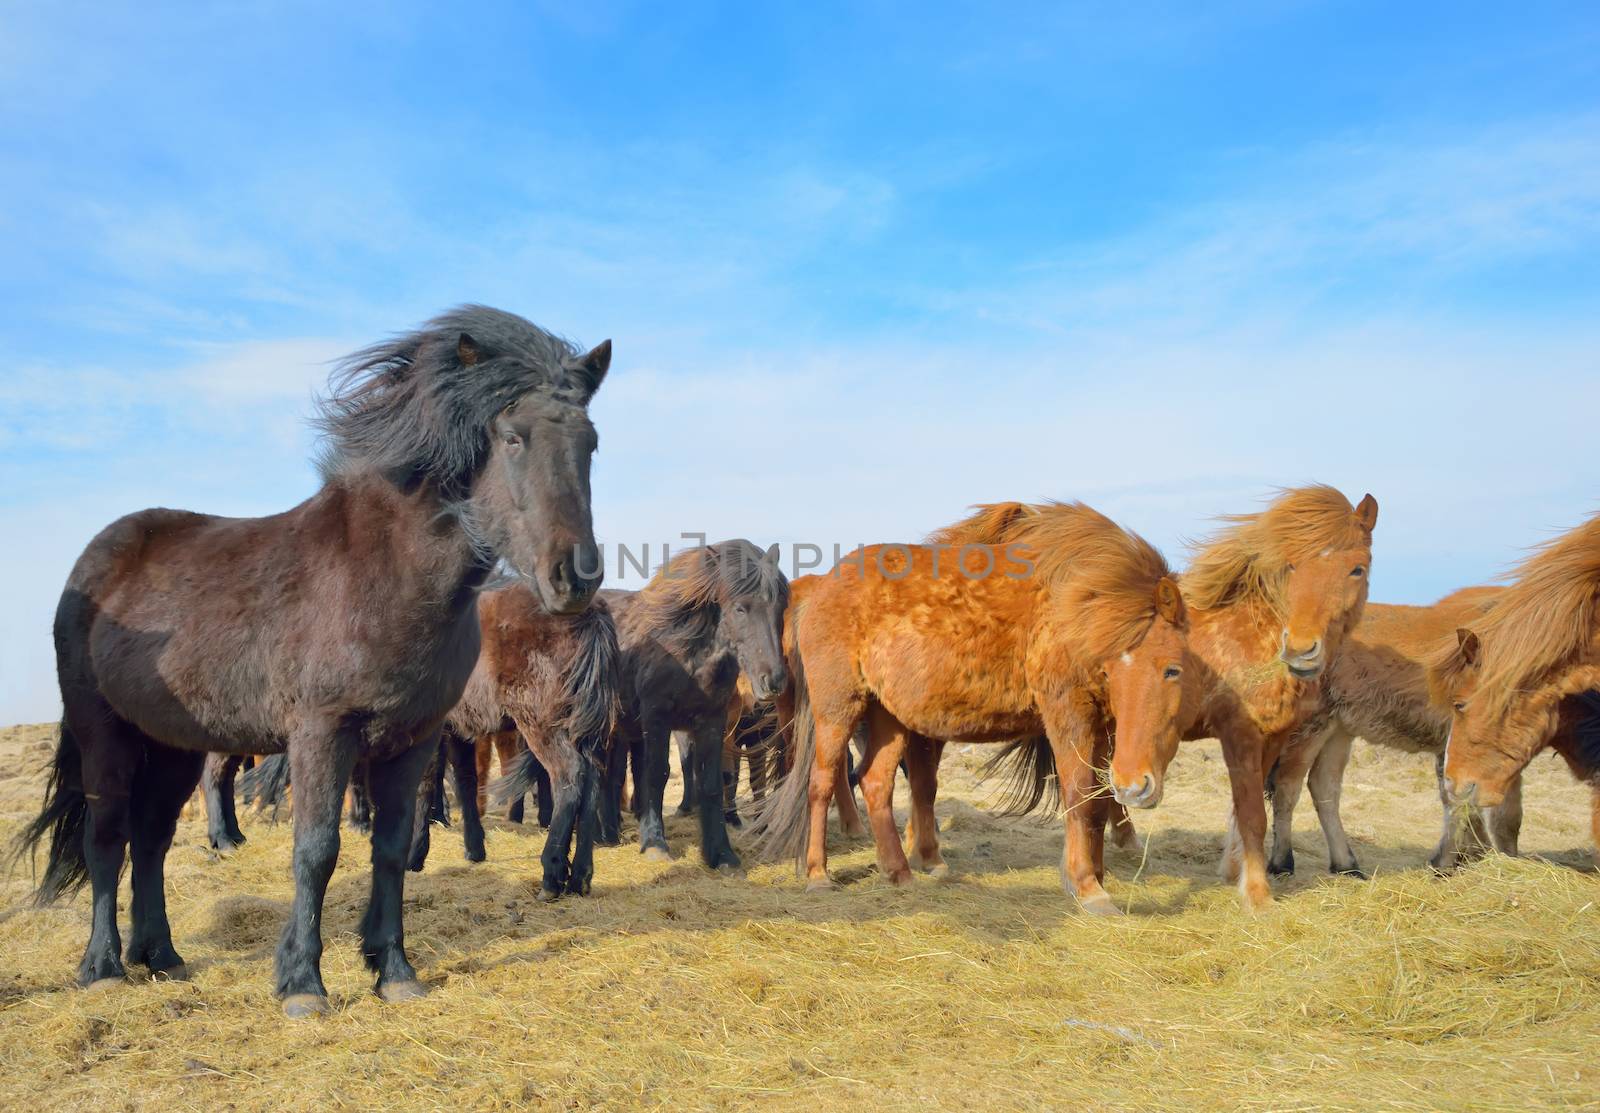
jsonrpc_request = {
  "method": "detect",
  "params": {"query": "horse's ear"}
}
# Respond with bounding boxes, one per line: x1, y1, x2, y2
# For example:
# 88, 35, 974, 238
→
571, 339, 611, 397
458, 332, 481, 366
1456, 627, 1481, 666
1354, 493, 1379, 532
1154, 575, 1185, 626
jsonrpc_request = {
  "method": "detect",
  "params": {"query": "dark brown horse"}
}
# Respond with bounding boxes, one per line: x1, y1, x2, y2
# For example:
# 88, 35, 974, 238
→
598, 540, 789, 870
407, 583, 618, 899
15, 306, 608, 1016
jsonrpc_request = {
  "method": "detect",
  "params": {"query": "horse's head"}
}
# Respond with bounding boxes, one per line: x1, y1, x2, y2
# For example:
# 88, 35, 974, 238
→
1105, 577, 1196, 809
1275, 492, 1377, 678
474, 336, 610, 614
1436, 628, 1559, 809
709, 540, 791, 700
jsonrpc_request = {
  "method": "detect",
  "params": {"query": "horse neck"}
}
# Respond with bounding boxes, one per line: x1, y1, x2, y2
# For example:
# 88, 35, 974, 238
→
1184, 596, 1309, 737
328, 470, 493, 618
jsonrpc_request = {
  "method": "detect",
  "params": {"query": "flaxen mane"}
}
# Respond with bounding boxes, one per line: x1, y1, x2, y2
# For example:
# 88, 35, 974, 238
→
928, 501, 1175, 667
630, 539, 789, 633
315, 304, 594, 496
1432, 513, 1600, 717
1181, 484, 1368, 614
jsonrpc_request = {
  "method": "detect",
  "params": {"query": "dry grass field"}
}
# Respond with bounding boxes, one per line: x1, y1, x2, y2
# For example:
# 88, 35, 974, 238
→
0, 720, 1596, 1112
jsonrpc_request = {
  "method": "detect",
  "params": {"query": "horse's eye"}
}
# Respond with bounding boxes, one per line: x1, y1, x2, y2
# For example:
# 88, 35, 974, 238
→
1163, 666, 1182, 681
735, 603, 748, 615
502, 433, 522, 450
1453, 701, 1467, 713
1350, 565, 1366, 578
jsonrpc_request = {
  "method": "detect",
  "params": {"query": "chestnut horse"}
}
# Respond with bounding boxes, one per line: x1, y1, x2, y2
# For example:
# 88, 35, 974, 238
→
1435, 513, 1600, 863
14, 307, 607, 1016
407, 583, 618, 898
983, 486, 1377, 907
598, 540, 789, 869
1267, 586, 1513, 877
749, 502, 1194, 914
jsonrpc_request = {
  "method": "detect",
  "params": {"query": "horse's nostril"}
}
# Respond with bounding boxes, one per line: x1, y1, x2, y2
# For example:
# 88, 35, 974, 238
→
1140, 774, 1154, 799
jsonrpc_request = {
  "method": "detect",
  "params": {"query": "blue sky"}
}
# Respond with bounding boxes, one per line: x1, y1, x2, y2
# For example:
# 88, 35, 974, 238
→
2, 2, 1599, 721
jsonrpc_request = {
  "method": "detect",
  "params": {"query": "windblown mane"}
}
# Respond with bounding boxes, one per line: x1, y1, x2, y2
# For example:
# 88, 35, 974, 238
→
1181, 485, 1369, 613
315, 304, 588, 496
924, 502, 1032, 547
928, 501, 1174, 665
1431, 513, 1600, 717
631, 538, 789, 632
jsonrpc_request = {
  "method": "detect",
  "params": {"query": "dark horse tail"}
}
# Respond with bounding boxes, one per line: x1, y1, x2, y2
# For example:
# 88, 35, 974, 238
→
978, 735, 1060, 817
745, 639, 816, 872
237, 752, 291, 818
491, 602, 621, 805
12, 720, 90, 904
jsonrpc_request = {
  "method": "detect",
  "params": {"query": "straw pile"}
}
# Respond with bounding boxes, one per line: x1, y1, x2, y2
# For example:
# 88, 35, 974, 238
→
0, 721, 1595, 1111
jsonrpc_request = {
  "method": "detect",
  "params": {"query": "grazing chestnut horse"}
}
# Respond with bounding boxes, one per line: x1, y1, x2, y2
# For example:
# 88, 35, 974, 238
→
1267, 586, 1513, 876
750, 502, 1195, 914
985, 487, 1377, 908
407, 583, 618, 899
14, 307, 607, 1016
599, 540, 789, 869
1435, 513, 1600, 863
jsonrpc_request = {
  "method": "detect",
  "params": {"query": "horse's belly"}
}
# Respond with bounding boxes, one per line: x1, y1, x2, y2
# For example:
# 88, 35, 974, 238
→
860, 627, 1036, 742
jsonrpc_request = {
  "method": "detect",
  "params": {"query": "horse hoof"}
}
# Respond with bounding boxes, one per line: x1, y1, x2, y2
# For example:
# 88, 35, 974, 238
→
925, 862, 950, 879
642, 846, 672, 863
282, 993, 329, 1019
1267, 859, 1295, 877
151, 963, 190, 982
1079, 895, 1123, 917
714, 860, 739, 874
1334, 866, 1369, 880
804, 876, 837, 893
378, 979, 429, 1004
535, 887, 561, 904
886, 869, 914, 886
83, 976, 126, 993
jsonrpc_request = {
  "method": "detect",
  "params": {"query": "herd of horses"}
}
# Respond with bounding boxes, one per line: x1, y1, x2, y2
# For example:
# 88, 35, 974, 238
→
13, 305, 1600, 1019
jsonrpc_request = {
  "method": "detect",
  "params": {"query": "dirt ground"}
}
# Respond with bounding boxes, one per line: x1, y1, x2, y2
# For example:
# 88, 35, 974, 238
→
0, 720, 1595, 1112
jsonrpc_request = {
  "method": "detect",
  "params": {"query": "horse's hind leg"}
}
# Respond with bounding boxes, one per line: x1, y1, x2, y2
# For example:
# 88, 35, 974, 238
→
127, 741, 205, 978
276, 730, 358, 1016
531, 751, 552, 828
1306, 730, 1365, 877
444, 732, 486, 863
202, 752, 246, 852
71, 707, 143, 989
361, 740, 435, 1003
1487, 769, 1523, 857
860, 704, 913, 885
903, 735, 947, 876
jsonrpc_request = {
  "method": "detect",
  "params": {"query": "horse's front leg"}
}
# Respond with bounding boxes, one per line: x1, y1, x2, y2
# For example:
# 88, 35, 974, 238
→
361, 738, 436, 1003
1218, 728, 1272, 910
275, 727, 357, 1017
691, 716, 740, 871
636, 718, 672, 860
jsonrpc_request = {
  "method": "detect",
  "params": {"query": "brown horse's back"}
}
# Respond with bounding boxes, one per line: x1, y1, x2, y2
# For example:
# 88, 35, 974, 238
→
1324, 589, 1503, 753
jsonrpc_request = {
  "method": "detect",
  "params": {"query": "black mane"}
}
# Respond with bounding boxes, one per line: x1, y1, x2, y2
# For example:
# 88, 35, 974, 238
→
315, 305, 587, 495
